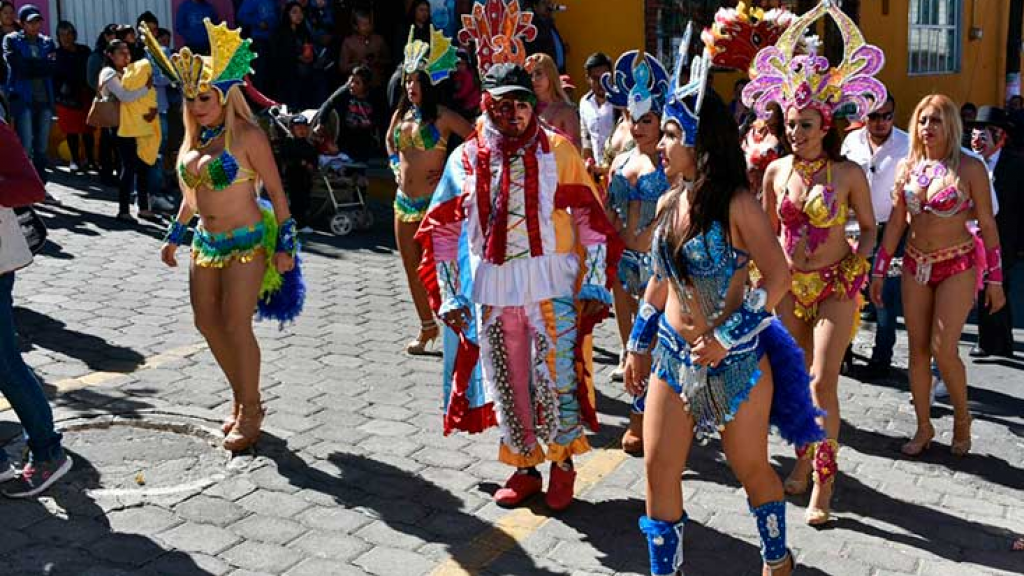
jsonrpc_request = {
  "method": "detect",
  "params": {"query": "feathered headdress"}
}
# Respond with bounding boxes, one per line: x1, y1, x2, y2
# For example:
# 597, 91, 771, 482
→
458, 0, 537, 79
663, 23, 710, 147
701, 1, 795, 71
741, 0, 886, 129
403, 25, 459, 85
601, 50, 670, 122
142, 19, 256, 101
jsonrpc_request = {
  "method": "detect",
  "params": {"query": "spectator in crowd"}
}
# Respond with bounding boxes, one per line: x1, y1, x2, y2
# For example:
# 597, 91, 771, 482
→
339, 9, 390, 88
98, 39, 155, 222
969, 106, 1020, 358
525, 0, 567, 72
279, 114, 318, 231
237, 0, 278, 92
578, 51, 614, 177
54, 20, 94, 173
87, 24, 119, 186
960, 101, 977, 148
842, 95, 909, 380
3, 4, 57, 189
315, 65, 383, 162
525, 52, 580, 147
300, 0, 335, 47
450, 48, 479, 119
730, 78, 750, 126
396, 0, 432, 55
0, 97, 74, 499
0, 1, 19, 91
139, 16, 174, 209
133, 11, 159, 61
271, 1, 322, 111
1006, 95, 1024, 149
175, 0, 219, 54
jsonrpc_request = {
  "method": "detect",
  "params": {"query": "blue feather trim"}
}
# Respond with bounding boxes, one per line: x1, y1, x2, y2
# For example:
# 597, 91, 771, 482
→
577, 284, 613, 305
760, 319, 826, 446
256, 253, 306, 329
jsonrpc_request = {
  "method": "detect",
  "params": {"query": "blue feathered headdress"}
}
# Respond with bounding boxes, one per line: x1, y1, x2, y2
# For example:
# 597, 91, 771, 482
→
663, 21, 710, 147
601, 50, 669, 122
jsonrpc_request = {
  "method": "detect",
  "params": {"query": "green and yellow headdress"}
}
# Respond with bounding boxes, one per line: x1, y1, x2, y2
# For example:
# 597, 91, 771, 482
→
402, 25, 458, 85
142, 18, 256, 101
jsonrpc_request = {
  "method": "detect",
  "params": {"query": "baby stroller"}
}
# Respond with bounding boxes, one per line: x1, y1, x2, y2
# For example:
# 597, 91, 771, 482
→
309, 152, 373, 236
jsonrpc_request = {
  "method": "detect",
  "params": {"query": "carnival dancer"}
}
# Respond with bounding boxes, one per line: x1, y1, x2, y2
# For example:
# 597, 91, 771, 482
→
626, 39, 822, 576
744, 0, 882, 525
146, 20, 305, 452
416, 0, 621, 511
870, 95, 1004, 457
387, 24, 472, 355
600, 48, 671, 454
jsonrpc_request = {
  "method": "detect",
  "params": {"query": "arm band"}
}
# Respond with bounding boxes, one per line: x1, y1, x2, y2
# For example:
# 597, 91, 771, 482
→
389, 153, 401, 180
713, 288, 773, 350
276, 218, 298, 256
872, 245, 892, 279
164, 219, 188, 245
986, 246, 1003, 283
627, 301, 663, 354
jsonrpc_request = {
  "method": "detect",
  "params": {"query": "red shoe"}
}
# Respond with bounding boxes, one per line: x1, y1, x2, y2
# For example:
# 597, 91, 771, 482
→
545, 462, 577, 512
494, 471, 542, 508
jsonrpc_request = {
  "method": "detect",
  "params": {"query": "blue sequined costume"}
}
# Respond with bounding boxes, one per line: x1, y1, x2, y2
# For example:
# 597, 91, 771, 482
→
607, 150, 671, 296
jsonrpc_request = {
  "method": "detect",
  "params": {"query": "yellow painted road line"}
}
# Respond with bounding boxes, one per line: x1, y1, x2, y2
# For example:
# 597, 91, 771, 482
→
0, 342, 208, 412
430, 444, 630, 576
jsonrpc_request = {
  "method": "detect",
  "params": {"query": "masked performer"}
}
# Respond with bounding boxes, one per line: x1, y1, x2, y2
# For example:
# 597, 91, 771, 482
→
416, 0, 620, 512
870, 95, 1004, 457
388, 24, 473, 355
147, 20, 305, 452
743, 1, 882, 525
600, 48, 671, 454
626, 37, 822, 576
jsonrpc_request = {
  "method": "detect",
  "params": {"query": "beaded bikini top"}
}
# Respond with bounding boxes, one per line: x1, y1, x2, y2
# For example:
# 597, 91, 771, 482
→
778, 161, 847, 256
652, 218, 749, 324
178, 134, 257, 191
607, 150, 671, 232
393, 107, 447, 152
902, 161, 972, 218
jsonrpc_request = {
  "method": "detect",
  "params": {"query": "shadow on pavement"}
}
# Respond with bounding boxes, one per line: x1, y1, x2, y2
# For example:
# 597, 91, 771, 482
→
255, 433, 563, 575
13, 307, 146, 373
0, 449, 215, 575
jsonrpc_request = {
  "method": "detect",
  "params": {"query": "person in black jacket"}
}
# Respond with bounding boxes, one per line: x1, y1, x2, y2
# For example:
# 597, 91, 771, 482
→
314, 65, 383, 162
270, 1, 322, 110
969, 106, 1021, 357
279, 114, 318, 230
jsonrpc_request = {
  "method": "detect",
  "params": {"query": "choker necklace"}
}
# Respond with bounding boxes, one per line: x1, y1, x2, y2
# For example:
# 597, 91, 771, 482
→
793, 156, 827, 187
198, 124, 226, 149
910, 159, 947, 189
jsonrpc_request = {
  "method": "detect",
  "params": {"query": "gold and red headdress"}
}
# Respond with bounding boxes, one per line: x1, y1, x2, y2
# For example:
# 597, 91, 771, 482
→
701, 2, 795, 71
458, 0, 537, 79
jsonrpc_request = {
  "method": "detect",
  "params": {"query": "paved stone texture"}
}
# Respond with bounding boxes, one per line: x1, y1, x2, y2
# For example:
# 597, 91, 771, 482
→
0, 175, 1022, 575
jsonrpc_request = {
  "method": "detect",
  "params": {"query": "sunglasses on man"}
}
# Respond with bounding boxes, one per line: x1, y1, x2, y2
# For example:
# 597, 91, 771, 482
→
867, 111, 894, 122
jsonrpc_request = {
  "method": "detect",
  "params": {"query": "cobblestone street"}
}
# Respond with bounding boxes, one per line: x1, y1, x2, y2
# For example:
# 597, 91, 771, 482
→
1, 175, 1021, 576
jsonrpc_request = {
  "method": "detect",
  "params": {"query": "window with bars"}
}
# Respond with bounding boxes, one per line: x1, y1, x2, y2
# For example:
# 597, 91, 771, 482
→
908, 0, 962, 75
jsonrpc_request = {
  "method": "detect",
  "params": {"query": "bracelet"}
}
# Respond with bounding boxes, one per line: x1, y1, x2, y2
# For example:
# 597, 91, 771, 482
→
871, 245, 892, 279
627, 301, 662, 354
389, 153, 401, 179
985, 246, 1003, 283
713, 288, 771, 350
276, 217, 298, 256
163, 219, 188, 245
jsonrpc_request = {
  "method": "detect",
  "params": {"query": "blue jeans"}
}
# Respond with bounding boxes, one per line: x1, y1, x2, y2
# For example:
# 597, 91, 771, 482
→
0, 273, 63, 464
13, 102, 53, 183
871, 223, 904, 366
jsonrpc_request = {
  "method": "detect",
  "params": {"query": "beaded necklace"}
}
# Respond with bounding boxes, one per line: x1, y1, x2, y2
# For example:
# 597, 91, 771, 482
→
793, 156, 827, 187
198, 124, 226, 150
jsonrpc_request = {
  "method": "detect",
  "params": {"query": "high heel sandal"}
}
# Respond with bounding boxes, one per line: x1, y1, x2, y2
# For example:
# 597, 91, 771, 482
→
805, 439, 838, 527
223, 403, 265, 452
900, 423, 935, 457
406, 321, 440, 355
783, 445, 812, 496
221, 402, 239, 436
951, 415, 972, 457
763, 550, 795, 575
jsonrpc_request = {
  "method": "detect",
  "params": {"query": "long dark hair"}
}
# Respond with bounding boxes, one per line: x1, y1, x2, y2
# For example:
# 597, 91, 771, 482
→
661, 94, 748, 273
397, 70, 440, 124
822, 123, 844, 162
94, 23, 117, 51
103, 39, 127, 66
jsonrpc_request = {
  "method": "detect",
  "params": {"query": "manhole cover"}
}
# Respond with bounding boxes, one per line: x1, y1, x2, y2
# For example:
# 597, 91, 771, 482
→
5, 413, 232, 496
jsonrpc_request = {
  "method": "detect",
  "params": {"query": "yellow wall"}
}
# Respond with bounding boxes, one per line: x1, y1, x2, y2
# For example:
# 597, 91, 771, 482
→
555, 0, 647, 96
861, 0, 1008, 127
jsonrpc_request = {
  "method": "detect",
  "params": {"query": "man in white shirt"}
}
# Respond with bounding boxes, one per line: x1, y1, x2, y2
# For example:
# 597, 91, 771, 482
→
578, 52, 615, 178
842, 95, 909, 379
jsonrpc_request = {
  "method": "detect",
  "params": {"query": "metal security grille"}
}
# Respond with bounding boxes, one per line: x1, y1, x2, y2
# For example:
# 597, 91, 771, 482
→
908, 0, 962, 75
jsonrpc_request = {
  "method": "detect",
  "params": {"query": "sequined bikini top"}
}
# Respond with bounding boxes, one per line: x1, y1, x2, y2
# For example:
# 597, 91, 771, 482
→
652, 219, 750, 323
178, 135, 257, 192
903, 184, 972, 218
393, 107, 447, 152
778, 162, 847, 256
607, 150, 671, 231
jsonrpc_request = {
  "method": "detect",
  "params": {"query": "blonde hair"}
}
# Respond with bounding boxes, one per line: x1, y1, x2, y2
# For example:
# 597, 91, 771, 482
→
906, 94, 962, 175
525, 53, 570, 105
177, 87, 258, 208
